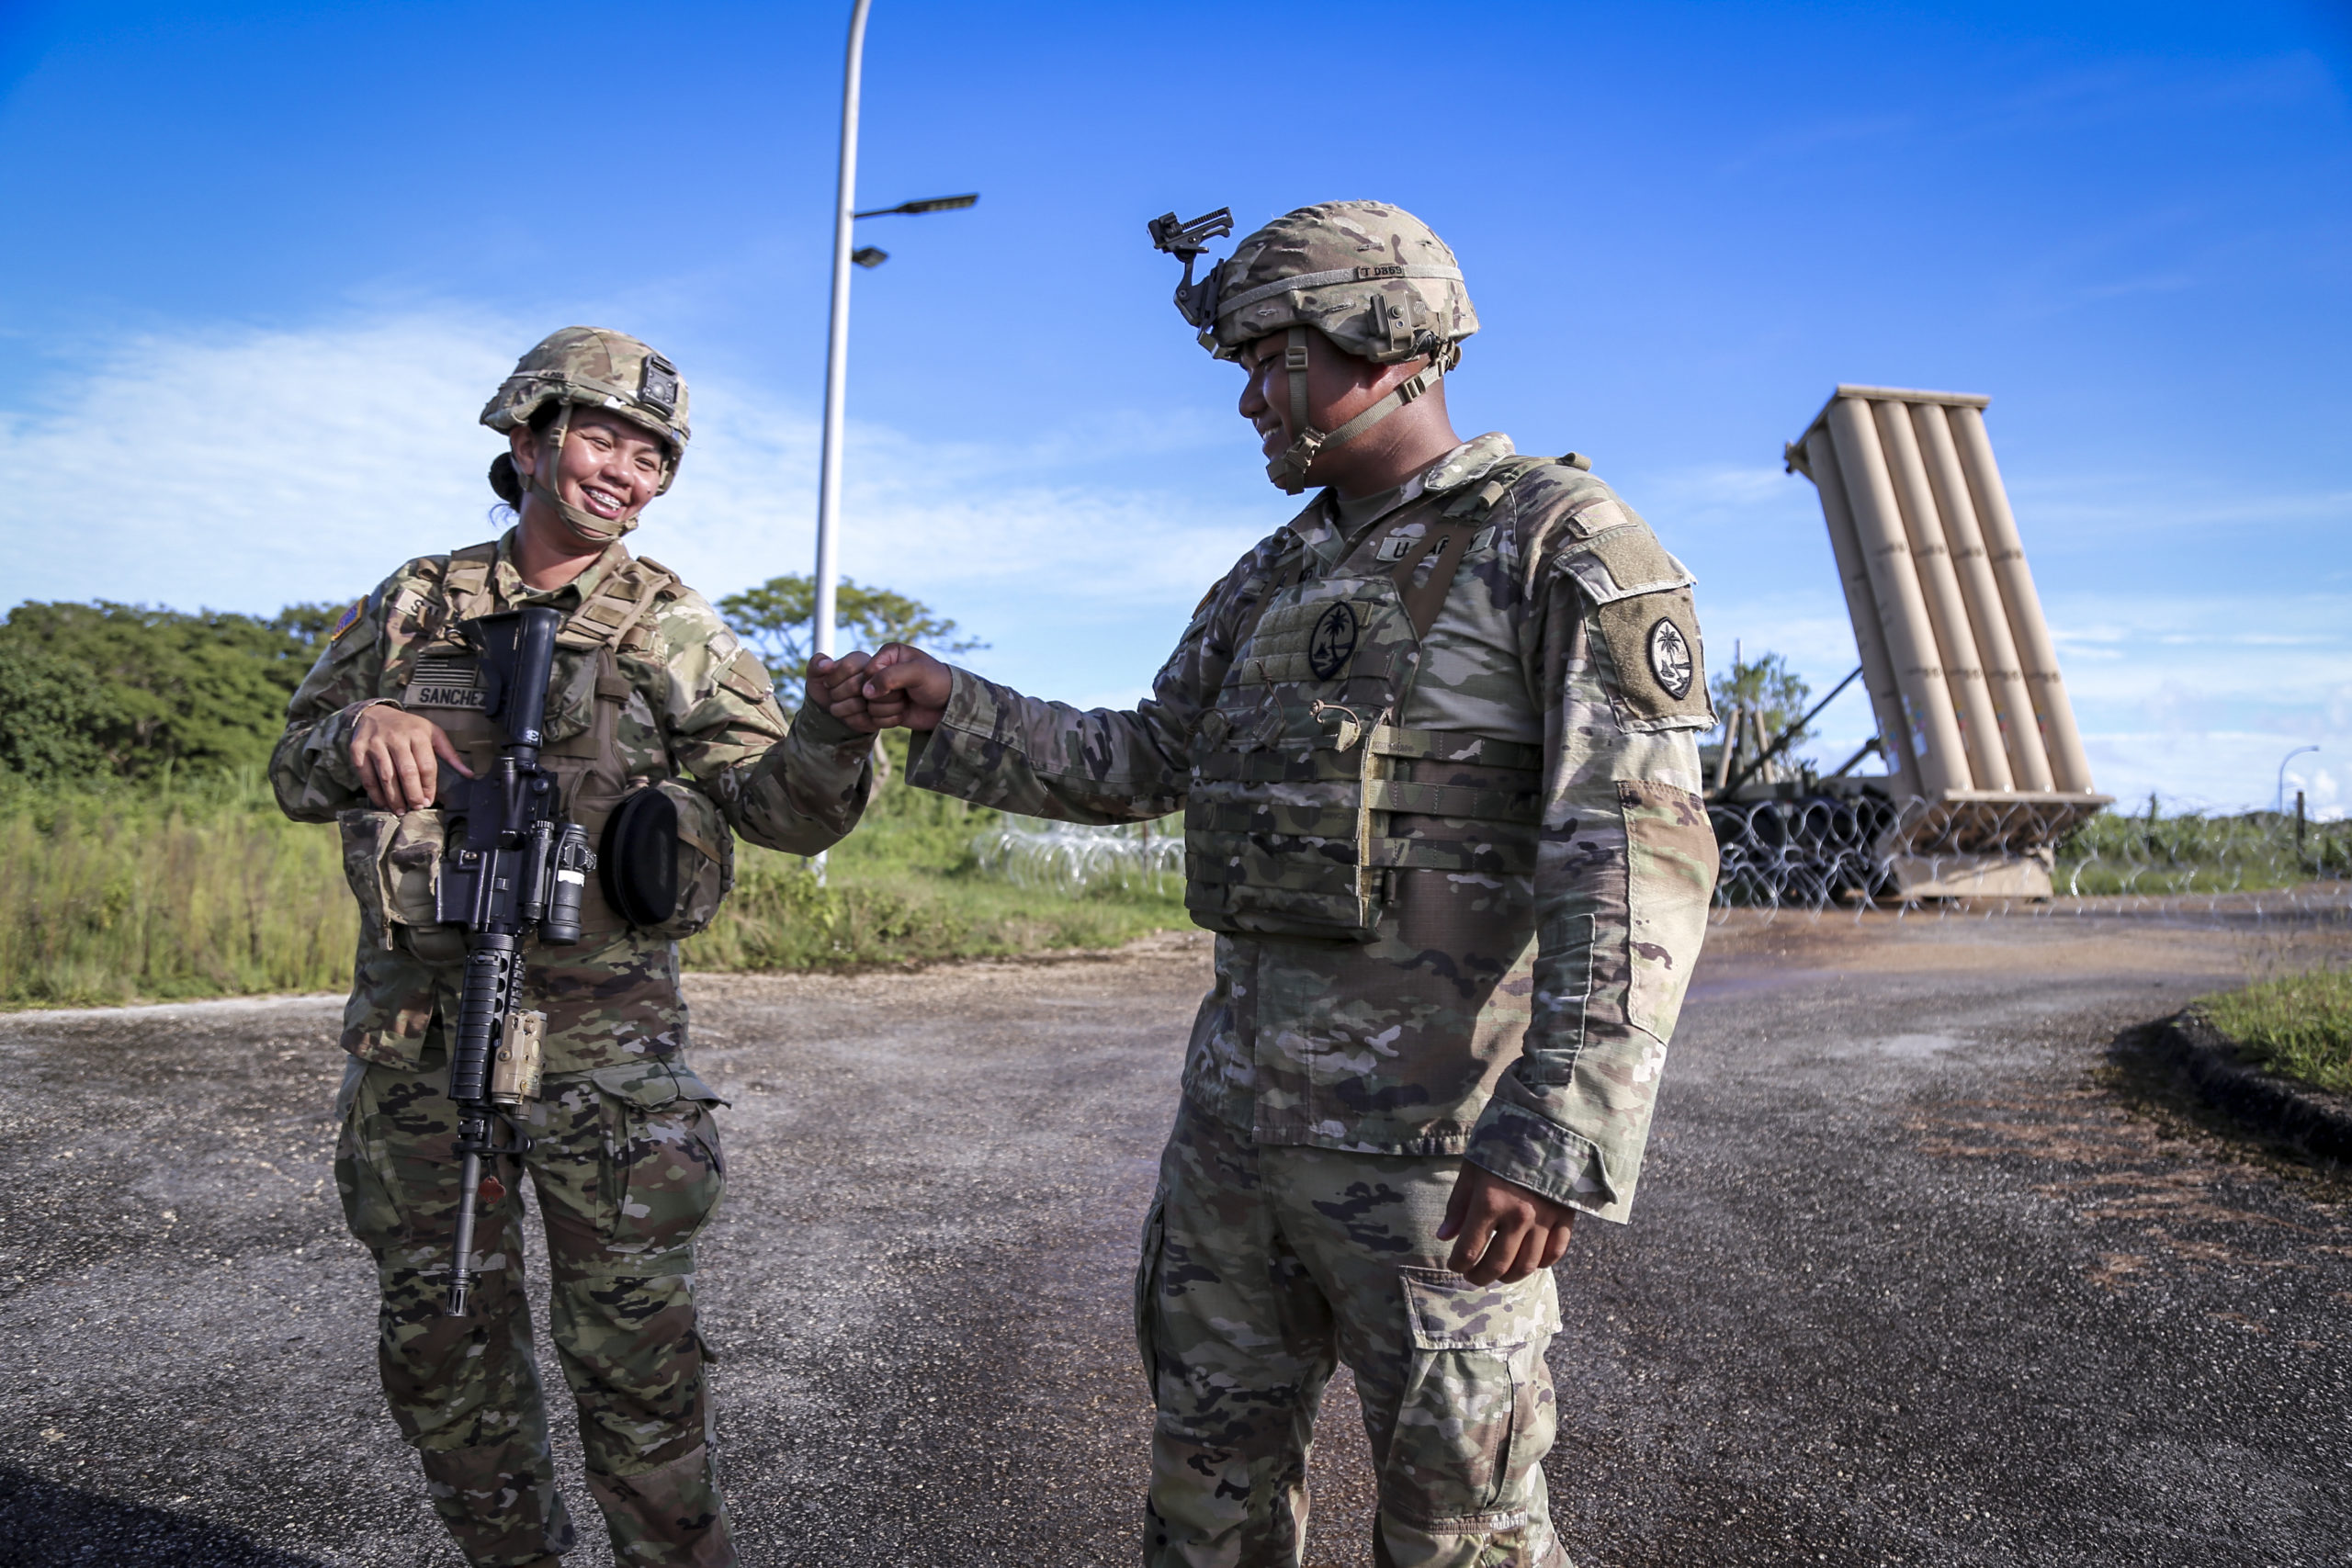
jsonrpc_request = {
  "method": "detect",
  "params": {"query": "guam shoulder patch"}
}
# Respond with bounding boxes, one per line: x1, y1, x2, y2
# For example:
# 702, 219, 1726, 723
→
1592, 586, 1713, 728
328, 598, 366, 642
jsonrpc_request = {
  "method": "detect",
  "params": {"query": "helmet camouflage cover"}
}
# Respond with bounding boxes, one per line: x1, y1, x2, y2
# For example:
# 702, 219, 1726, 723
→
1149, 200, 1478, 491
482, 326, 690, 464
1193, 201, 1476, 366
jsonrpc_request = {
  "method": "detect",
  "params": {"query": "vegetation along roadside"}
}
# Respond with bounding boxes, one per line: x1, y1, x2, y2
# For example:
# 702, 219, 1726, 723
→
0, 587, 1182, 1010
2197, 966, 2352, 1098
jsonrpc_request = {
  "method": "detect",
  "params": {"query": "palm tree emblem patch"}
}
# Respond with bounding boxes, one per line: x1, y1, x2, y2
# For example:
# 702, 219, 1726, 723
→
1647, 617, 1694, 700
1308, 603, 1359, 680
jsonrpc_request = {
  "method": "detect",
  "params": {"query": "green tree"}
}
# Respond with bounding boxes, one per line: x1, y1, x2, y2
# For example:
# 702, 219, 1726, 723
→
0, 643, 110, 783
1710, 650, 1813, 748
0, 600, 342, 780
717, 575, 983, 705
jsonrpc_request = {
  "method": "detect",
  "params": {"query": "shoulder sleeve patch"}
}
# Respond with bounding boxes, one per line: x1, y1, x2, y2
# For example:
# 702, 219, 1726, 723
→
1590, 586, 1713, 729
328, 599, 366, 642
718, 649, 776, 703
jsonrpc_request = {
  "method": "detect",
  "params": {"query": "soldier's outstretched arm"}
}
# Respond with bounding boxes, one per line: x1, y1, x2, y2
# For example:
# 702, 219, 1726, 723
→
1461, 506, 1721, 1226
857, 547, 1272, 824
654, 589, 876, 856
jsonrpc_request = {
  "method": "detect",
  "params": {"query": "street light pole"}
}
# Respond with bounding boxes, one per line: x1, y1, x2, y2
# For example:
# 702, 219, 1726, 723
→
813, 0, 874, 670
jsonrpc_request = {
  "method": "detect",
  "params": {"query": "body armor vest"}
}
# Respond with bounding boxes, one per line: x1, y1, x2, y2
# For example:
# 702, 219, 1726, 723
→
395, 542, 719, 943
1185, 459, 1554, 942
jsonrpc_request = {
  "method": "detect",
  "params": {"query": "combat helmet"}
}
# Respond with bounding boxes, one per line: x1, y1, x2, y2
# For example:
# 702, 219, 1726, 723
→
1148, 201, 1477, 493
480, 326, 692, 541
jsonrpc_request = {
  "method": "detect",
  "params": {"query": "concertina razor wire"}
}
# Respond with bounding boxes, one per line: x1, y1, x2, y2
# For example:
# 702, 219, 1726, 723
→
971, 799, 2350, 925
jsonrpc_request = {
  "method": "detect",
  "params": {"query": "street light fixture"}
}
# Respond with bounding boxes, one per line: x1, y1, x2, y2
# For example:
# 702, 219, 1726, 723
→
855, 193, 978, 218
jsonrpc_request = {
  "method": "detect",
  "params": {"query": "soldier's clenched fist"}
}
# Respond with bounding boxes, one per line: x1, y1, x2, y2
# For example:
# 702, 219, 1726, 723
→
856, 642, 953, 733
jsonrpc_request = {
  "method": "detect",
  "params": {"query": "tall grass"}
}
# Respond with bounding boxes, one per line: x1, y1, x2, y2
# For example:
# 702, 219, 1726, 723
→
1, 751, 1186, 1008
0, 773, 355, 1006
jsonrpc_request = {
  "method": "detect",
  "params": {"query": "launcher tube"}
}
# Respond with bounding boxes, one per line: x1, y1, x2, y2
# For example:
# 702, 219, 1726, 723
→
1874, 400, 2012, 791
1826, 396, 1970, 795
1947, 405, 2094, 793
1803, 430, 1922, 797
1910, 403, 2053, 790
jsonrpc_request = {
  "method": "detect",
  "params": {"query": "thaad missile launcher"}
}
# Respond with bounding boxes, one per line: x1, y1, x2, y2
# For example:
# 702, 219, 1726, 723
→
1708, 386, 2111, 902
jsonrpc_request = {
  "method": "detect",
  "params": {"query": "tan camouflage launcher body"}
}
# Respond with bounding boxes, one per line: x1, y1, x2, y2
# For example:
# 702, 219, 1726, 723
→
1786, 386, 2111, 892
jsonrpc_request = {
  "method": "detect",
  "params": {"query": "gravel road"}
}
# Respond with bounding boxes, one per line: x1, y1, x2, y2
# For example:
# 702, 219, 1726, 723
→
3, 913, 2346, 1567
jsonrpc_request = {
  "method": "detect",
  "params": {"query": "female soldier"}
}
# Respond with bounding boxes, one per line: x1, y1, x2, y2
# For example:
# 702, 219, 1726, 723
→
272, 327, 874, 1568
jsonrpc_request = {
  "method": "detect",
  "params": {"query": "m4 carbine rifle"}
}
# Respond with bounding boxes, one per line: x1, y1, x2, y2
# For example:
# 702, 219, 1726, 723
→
431, 605, 596, 1317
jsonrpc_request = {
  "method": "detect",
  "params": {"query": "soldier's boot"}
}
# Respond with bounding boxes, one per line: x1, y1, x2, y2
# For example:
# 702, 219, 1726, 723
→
416, 1438, 576, 1568
583, 1444, 735, 1567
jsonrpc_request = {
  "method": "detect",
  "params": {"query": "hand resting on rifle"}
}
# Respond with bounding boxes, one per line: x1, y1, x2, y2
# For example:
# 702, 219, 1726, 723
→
351, 704, 473, 813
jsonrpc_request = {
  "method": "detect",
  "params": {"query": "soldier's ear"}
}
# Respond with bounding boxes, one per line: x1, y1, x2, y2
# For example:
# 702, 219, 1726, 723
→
509, 424, 539, 479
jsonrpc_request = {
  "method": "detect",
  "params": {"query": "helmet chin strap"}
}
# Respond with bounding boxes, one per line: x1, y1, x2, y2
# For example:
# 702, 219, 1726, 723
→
1264, 325, 1442, 496
526, 403, 640, 543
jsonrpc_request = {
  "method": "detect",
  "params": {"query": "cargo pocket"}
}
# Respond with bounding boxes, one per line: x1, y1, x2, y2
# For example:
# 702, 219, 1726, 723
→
333, 1062, 443, 1251
1617, 780, 1719, 1041
589, 1062, 726, 1265
1133, 1194, 1169, 1396
1385, 1266, 1562, 1530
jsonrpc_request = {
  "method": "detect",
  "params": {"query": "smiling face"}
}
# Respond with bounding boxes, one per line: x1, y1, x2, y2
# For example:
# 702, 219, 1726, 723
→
1236, 332, 1313, 467
1234, 329, 1453, 497
510, 406, 671, 545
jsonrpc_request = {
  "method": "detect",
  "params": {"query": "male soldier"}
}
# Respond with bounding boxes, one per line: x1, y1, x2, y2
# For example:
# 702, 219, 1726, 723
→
274, 328, 876, 1568
818, 202, 1721, 1566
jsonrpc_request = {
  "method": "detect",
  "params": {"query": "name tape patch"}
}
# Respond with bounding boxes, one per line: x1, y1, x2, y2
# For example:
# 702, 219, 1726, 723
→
404, 657, 486, 710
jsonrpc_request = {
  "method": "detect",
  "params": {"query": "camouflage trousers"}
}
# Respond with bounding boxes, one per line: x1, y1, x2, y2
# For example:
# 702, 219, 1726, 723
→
1136, 1102, 1568, 1568
334, 1043, 733, 1567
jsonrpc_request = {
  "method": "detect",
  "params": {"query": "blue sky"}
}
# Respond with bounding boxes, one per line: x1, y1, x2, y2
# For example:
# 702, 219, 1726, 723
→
3, 0, 2346, 813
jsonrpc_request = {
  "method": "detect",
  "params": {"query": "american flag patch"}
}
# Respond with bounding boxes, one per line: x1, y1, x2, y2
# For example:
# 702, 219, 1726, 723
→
404, 657, 487, 710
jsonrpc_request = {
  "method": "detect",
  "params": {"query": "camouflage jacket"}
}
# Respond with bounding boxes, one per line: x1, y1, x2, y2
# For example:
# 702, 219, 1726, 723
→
273, 529, 873, 1074
909, 435, 1719, 1222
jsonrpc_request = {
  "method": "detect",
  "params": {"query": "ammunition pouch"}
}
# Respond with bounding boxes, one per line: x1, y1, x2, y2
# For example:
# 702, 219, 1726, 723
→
337, 807, 468, 964
1184, 724, 1541, 942
601, 778, 733, 941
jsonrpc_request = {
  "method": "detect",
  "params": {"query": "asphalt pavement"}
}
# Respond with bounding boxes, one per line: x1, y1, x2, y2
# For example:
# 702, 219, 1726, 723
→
2, 911, 2347, 1567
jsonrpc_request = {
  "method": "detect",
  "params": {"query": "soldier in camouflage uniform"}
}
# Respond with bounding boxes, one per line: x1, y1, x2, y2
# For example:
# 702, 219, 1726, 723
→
818, 204, 1721, 1567
274, 328, 875, 1568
